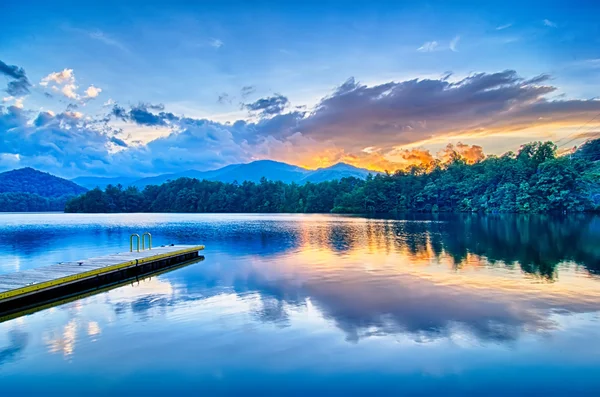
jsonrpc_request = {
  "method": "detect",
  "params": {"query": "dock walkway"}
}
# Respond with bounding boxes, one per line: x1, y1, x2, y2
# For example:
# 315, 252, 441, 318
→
0, 244, 204, 315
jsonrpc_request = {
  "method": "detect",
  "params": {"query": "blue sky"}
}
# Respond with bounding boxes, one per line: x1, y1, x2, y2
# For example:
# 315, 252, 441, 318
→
1, 0, 600, 177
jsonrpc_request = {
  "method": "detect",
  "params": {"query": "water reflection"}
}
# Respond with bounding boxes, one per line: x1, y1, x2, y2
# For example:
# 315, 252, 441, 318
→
1, 213, 598, 278
0, 214, 599, 392
0, 330, 28, 366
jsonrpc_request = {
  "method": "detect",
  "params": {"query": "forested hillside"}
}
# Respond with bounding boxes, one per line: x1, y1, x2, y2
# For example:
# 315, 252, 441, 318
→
65, 141, 600, 214
0, 168, 87, 211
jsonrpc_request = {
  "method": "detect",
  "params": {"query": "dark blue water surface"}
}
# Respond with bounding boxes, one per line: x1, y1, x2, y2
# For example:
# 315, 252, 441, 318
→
0, 213, 599, 395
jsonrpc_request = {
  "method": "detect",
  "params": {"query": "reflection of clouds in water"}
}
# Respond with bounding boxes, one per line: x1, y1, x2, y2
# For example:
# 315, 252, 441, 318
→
44, 319, 77, 357
77, 235, 600, 345
155, 251, 600, 344
107, 277, 178, 321
0, 329, 28, 366
3, 214, 600, 359
251, 296, 290, 327
88, 321, 101, 338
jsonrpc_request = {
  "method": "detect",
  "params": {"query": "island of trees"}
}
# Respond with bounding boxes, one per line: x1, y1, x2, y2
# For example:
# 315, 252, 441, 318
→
64, 140, 600, 214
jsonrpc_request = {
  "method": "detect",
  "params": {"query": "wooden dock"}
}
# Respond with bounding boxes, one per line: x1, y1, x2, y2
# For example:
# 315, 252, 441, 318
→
0, 244, 205, 315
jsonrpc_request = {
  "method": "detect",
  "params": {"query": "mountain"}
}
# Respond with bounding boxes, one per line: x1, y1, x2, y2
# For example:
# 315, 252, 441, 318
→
208, 160, 309, 184
0, 168, 87, 197
0, 168, 88, 212
131, 160, 311, 188
302, 163, 374, 183
130, 169, 222, 189
71, 176, 139, 190
71, 160, 376, 190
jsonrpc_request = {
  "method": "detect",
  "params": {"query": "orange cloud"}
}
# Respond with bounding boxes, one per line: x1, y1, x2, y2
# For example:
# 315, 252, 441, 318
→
293, 142, 486, 172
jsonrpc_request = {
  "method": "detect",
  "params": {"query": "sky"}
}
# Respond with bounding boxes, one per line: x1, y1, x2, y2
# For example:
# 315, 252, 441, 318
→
1, 0, 600, 178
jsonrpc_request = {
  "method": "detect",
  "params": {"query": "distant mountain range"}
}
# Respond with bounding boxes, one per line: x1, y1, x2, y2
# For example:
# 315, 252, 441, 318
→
72, 160, 376, 189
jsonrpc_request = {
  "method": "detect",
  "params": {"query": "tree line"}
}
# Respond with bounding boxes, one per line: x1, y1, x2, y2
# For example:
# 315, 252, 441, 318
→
65, 141, 600, 214
0, 192, 74, 212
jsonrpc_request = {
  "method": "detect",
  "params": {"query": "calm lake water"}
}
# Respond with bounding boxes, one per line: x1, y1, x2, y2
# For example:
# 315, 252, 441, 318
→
0, 213, 599, 395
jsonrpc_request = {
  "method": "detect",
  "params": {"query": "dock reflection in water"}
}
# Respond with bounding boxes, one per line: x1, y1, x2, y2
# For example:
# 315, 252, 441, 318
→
0, 213, 599, 394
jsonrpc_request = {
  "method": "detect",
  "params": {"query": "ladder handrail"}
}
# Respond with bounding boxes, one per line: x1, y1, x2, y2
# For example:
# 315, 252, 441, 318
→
130, 234, 140, 252
142, 232, 152, 250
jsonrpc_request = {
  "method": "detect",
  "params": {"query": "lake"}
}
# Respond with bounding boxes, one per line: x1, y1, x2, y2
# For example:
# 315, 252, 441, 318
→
0, 213, 599, 395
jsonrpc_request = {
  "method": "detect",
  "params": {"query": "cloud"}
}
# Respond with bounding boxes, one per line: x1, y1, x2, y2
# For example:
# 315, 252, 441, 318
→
438, 142, 485, 164
0, 59, 31, 96
87, 29, 128, 52
217, 93, 231, 104
0, 106, 120, 176
4, 68, 600, 176
241, 85, 256, 99
13, 97, 25, 109
40, 69, 101, 101
84, 85, 102, 98
40, 69, 74, 87
496, 23, 513, 30
209, 38, 224, 48
110, 136, 128, 147
543, 19, 557, 28
450, 35, 460, 52
110, 103, 178, 127
277, 72, 562, 151
417, 41, 439, 52
63, 26, 128, 52
61, 84, 78, 99
40, 69, 78, 99
1, 95, 25, 109
244, 94, 290, 117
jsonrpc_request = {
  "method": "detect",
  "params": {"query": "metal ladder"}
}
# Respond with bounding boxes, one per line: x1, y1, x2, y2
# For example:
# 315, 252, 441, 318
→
130, 232, 152, 252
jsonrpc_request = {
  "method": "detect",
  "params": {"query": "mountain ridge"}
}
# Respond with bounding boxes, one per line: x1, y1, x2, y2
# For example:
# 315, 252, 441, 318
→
72, 160, 376, 189
0, 167, 87, 197
0, 167, 88, 212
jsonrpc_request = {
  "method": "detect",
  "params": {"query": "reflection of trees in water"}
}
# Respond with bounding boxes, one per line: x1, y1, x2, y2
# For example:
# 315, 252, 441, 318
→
434, 214, 600, 279
348, 215, 600, 280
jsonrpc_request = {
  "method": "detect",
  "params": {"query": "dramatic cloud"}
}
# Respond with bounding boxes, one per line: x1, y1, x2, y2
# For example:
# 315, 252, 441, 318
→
0, 60, 31, 96
3, 67, 600, 176
0, 106, 120, 176
244, 94, 290, 117
281, 71, 587, 151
